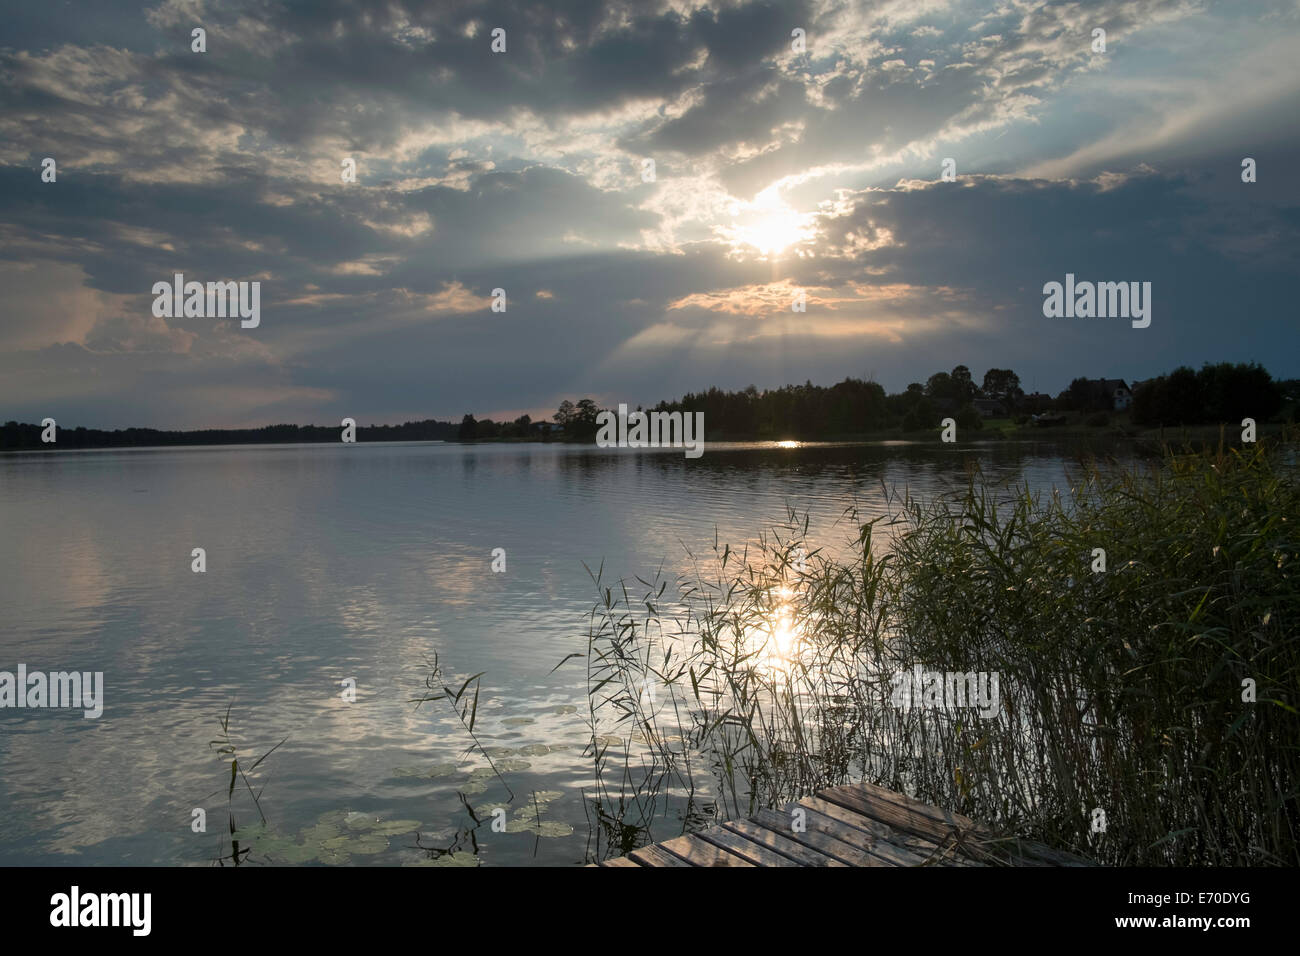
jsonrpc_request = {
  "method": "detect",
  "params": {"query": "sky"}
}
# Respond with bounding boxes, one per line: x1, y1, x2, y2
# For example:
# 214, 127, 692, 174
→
1, 0, 1298, 429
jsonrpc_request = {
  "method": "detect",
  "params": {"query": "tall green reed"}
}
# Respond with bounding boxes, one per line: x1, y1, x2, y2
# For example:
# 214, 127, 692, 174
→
571, 437, 1298, 865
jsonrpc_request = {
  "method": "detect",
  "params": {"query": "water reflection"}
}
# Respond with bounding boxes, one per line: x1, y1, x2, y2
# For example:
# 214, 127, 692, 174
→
0, 438, 1135, 865
751, 586, 806, 676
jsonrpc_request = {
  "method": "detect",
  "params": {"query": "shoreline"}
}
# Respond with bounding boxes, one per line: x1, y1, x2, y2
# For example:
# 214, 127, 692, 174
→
2, 422, 1289, 453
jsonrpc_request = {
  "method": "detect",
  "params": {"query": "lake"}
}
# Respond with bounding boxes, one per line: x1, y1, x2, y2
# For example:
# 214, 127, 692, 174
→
0, 437, 1127, 865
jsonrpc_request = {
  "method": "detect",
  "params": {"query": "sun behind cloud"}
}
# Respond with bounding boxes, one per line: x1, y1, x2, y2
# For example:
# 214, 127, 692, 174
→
718, 187, 816, 258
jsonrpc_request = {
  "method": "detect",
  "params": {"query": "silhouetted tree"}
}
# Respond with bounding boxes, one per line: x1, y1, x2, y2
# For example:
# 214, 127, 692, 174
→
981, 368, 1023, 406
458, 414, 477, 440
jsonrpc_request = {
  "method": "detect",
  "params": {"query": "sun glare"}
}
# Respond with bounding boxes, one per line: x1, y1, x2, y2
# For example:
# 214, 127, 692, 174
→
750, 585, 805, 675
722, 189, 814, 257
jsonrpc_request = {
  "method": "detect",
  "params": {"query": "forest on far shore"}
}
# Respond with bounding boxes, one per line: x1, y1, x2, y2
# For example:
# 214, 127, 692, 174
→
4, 361, 1294, 449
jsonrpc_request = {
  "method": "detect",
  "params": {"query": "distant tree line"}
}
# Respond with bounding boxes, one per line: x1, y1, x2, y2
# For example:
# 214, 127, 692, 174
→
457, 413, 539, 441
646, 365, 1026, 438
643, 362, 1293, 438
0, 420, 459, 450
4, 362, 1292, 450
1129, 363, 1285, 426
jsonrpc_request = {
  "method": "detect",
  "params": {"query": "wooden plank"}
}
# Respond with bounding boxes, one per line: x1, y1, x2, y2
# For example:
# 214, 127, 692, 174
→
854, 781, 986, 832
838, 786, 1083, 865
627, 844, 692, 867
590, 783, 1091, 868
698, 825, 805, 866
796, 795, 908, 841
721, 819, 848, 867
818, 785, 990, 857
657, 832, 755, 867
817, 787, 1048, 866
751, 808, 889, 867
801, 807, 931, 866
822, 784, 971, 844
850, 782, 1091, 863
795, 797, 963, 866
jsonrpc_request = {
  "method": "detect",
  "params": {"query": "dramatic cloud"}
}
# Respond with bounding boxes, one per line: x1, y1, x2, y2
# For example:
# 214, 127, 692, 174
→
1, 0, 1297, 427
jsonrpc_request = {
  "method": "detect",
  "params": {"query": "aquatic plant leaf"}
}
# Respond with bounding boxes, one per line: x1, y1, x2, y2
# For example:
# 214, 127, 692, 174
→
504, 819, 574, 837
405, 853, 479, 867
350, 834, 389, 854
275, 843, 320, 864
370, 819, 421, 836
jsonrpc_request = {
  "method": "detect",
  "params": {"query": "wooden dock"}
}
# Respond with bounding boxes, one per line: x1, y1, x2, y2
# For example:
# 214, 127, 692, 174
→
594, 782, 1094, 867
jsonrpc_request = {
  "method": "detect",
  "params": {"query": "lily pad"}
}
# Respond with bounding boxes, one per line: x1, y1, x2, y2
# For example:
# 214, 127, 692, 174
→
502, 717, 535, 726
405, 853, 479, 867
229, 825, 270, 846
518, 744, 551, 756
275, 843, 320, 864
350, 834, 389, 855
493, 758, 531, 773
300, 822, 341, 844
506, 801, 575, 838
460, 766, 502, 794
504, 818, 574, 838
252, 834, 300, 856
370, 819, 421, 836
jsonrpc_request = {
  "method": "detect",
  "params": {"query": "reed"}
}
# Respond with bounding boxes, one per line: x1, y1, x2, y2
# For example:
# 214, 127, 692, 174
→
573, 434, 1299, 865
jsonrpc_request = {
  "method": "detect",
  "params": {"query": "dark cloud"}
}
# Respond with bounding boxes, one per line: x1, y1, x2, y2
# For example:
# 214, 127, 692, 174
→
0, 0, 1297, 428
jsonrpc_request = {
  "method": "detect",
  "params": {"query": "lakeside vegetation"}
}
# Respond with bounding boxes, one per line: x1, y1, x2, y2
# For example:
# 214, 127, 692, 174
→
6, 362, 1294, 450
574, 433, 1299, 865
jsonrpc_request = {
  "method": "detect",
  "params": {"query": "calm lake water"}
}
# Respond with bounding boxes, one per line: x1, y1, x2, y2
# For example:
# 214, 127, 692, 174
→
0, 438, 1127, 865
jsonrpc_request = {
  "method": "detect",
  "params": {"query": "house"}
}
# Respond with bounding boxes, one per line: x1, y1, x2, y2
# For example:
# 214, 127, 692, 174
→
1073, 378, 1131, 411
1099, 379, 1131, 411
1021, 392, 1055, 415
972, 398, 1004, 418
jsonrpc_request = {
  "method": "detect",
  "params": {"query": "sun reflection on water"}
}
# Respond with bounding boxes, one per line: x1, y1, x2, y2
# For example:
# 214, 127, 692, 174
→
752, 586, 805, 675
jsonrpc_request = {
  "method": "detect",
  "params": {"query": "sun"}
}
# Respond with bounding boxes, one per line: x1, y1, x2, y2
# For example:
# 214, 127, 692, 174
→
738, 208, 809, 255
722, 188, 814, 258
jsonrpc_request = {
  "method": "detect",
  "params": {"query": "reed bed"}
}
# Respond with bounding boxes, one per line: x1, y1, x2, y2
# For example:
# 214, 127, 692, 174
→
576, 436, 1298, 865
